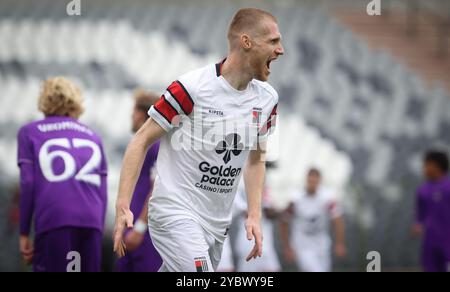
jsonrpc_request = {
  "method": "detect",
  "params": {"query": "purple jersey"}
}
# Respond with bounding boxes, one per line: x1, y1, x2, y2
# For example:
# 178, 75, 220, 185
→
130, 141, 160, 219
17, 116, 108, 236
416, 176, 450, 246
116, 141, 162, 272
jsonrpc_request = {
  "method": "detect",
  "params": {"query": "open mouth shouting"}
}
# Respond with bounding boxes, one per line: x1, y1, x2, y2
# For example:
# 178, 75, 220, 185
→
266, 57, 277, 74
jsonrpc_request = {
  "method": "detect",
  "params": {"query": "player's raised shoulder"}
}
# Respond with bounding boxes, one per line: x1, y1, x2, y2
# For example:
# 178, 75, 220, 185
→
17, 122, 31, 141
176, 64, 214, 98
76, 119, 102, 141
17, 119, 46, 138
253, 80, 278, 102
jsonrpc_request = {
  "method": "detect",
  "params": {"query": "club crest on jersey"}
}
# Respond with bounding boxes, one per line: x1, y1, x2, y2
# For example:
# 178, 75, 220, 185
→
194, 256, 209, 272
215, 133, 243, 164
252, 107, 262, 127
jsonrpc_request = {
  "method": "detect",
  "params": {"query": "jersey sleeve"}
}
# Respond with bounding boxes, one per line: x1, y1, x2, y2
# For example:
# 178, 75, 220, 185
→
148, 79, 195, 132
326, 192, 343, 219
258, 103, 278, 143
17, 127, 35, 235
415, 188, 427, 225
17, 127, 34, 167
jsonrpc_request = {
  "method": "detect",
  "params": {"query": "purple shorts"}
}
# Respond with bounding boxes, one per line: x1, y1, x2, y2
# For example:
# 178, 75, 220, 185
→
33, 227, 102, 272
422, 236, 450, 272
115, 231, 162, 272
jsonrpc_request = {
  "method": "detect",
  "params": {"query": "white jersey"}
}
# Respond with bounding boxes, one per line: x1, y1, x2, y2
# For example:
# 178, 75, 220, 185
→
291, 187, 342, 251
148, 60, 278, 242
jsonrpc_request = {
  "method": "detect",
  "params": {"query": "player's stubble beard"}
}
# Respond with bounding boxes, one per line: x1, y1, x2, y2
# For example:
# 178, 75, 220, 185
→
248, 46, 271, 82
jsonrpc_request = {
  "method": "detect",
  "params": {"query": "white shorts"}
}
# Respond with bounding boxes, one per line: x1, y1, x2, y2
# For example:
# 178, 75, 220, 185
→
149, 219, 223, 272
293, 234, 332, 272
296, 248, 331, 272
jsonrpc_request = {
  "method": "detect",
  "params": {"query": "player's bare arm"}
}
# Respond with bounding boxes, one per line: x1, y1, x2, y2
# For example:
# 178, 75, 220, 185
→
279, 203, 297, 263
19, 235, 34, 264
243, 144, 266, 261
114, 118, 165, 257
332, 216, 347, 258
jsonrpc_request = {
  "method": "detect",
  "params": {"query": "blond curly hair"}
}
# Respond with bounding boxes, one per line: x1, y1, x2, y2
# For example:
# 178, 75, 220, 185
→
38, 77, 84, 118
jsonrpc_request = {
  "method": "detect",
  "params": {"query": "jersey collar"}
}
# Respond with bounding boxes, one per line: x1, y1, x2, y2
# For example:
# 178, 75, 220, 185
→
215, 58, 226, 77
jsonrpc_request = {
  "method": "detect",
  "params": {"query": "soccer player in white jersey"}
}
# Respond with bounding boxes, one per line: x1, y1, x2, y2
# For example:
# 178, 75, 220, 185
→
280, 168, 346, 272
113, 8, 284, 272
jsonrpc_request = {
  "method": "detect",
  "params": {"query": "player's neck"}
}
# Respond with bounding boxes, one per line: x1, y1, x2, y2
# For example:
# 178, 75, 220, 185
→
221, 54, 253, 91
306, 188, 317, 196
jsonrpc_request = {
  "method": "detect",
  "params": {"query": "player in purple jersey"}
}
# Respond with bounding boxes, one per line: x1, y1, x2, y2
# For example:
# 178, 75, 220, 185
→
17, 77, 108, 272
412, 150, 450, 272
115, 90, 162, 272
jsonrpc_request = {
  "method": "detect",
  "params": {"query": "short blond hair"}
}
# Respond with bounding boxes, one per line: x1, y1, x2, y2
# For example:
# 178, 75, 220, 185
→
133, 89, 160, 112
227, 8, 277, 48
38, 77, 84, 119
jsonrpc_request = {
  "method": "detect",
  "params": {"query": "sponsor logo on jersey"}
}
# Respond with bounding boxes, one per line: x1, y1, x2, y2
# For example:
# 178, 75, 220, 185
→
194, 133, 243, 194
208, 109, 224, 116
252, 107, 262, 127
215, 133, 243, 164
194, 256, 208, 272
196, 162, 241, 193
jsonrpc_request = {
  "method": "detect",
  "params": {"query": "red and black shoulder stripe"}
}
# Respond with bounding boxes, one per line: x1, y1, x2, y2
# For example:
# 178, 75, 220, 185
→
166, 80, 194, 116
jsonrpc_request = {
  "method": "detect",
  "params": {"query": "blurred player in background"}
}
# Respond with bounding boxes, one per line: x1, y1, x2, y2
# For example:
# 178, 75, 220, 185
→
216, 236, 235, 272
113, 8, 284, 271
17, 77, 108, 272
280, 168, 346, 272
115, 90, 162, 272
7, 185, 20, 235
412, 150, 450, 272
233, 164, 281, 272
